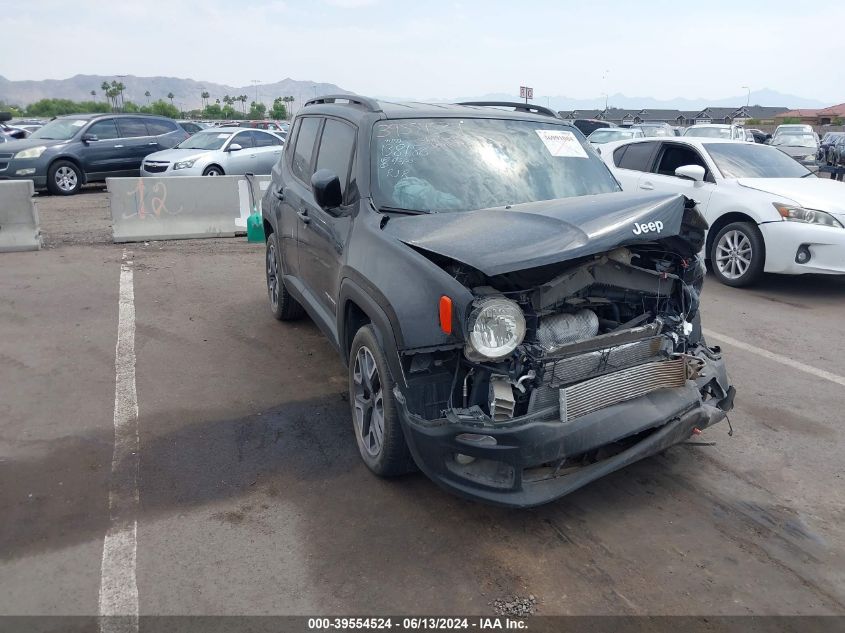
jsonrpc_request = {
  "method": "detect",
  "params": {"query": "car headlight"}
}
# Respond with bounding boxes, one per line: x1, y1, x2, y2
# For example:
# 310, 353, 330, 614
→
14, 146, 47, 159
465, 297, 526, 361
773, 203, 843, 228
173, 158, 198, 170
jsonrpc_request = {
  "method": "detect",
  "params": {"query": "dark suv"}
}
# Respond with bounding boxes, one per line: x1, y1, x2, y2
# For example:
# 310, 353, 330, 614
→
0, 113, 188, 194
262, 95, 735, 507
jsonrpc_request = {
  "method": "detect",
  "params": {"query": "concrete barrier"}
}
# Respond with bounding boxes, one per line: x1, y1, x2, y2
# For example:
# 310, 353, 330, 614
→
0, 180, 41, 252
108, 175, 271, 243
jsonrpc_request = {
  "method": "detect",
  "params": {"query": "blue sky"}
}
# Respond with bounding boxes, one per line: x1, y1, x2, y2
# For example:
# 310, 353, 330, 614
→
3, 0, 844, 103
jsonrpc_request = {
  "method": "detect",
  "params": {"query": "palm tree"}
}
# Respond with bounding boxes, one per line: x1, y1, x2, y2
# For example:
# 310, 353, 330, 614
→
167, 92, 175, 105
239, 95, 248, 115
101, 81, 112, 109
201, 90, 210, 110
144, 90, 151, 105
90, 90, 96, 100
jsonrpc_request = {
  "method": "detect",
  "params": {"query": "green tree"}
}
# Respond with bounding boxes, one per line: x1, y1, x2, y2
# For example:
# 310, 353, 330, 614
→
248, 101, 266, 119
167, 92, 175, 105
781, 117, 801, 124
203, 103, 223, 119
144, 90, 151, 104
221, 104, 236, 120
269, 97, 287, 120
146, 99, 179, 118
201, 90, 210, 110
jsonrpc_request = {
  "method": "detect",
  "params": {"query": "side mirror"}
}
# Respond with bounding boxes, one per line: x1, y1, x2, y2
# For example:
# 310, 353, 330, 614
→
81, 133, 99, 143
674, 164, 706, 182
227, 143, 243, 152
311, 168, 342, 210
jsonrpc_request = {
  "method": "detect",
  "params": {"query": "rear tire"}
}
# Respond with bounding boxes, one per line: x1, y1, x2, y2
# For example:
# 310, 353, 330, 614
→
349, 325, 415, 477
47, 160, 82, 195
709, 221, 765, 287
203, 165, 224, 176
266, 231, 304, 321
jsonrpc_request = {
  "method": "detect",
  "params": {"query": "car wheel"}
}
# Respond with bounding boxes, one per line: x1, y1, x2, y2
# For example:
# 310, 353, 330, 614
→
348, 325, 415, 477
266, 232, 304, 321
709, 221, 765, 287
47, 160, 82, 195
203, 165, 224, 176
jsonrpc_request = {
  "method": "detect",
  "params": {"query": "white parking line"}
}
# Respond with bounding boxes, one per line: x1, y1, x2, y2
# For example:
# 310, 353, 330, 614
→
704, 328, 845, 388
99, 252, 139, 633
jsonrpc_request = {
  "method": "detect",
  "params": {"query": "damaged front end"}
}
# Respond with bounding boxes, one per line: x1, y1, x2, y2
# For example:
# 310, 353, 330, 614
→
392, 196, 735, 507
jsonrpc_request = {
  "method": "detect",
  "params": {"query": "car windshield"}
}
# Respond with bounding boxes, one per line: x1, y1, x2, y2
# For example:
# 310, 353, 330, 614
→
771, 133, 817, 148
29, 118, 88, 140
587, 129, 639, 143
638, 126, 673, 137
370, 118, 620, 213
176, 131, 232, 150
685, 126, 732, 139
705, 143, 812, 178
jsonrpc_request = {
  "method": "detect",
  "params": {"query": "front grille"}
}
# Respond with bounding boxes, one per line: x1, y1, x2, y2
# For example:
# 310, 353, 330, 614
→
559, 358, 687, 422
143, 162, 169, 173
0, 163, 8, 171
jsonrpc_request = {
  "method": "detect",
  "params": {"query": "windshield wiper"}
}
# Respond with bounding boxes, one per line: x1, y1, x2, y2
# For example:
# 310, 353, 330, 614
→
377, 205, 431, 215
801, 172, 815, 178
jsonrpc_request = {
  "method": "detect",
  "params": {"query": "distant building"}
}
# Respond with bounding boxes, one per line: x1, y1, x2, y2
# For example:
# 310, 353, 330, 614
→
559, 105, 788, 127
774, 104, 845, 125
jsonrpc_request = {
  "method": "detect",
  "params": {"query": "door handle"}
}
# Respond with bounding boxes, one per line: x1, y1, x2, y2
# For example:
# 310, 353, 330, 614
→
639, 182, 655, 190
274, 188, 285, 200
148, 142, 157, 146
297, 208, 310, 224
114, 144, 124, 148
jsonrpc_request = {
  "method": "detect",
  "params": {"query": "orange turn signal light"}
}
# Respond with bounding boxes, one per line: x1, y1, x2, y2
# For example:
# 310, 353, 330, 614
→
439, 296, 453, 334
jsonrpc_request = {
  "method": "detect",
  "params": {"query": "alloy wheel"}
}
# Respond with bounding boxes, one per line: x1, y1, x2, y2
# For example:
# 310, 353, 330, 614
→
352, 346, 384, 457
716, 229, 753, 280
55, 166, 77, 192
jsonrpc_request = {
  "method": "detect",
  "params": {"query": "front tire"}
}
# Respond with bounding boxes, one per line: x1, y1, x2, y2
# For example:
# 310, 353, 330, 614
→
266, 232, 304, 321
709, 221, 765, 287
203, 165, 224, 176
349, 325, 415, 477
47, 160, 82, 195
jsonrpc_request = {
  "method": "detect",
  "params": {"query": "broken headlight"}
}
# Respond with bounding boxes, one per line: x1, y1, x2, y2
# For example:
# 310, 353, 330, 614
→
465, 297, 525, 361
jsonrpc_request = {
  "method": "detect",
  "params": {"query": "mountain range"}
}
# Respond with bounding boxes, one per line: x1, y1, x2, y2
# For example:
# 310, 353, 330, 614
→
0, 74, 832, 112
0, 74, 350, 110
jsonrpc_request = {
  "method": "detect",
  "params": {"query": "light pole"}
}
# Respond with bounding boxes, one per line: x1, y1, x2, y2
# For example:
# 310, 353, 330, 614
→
251, 79, 261, 105
742, 86, 750, 108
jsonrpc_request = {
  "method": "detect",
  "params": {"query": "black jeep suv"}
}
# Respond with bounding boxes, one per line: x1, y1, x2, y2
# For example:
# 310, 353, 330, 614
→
262, 95, 735, 507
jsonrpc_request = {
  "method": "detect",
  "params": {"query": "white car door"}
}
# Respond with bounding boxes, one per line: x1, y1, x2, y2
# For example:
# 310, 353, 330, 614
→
222, 130, 256, 175
637, 141, 715, 214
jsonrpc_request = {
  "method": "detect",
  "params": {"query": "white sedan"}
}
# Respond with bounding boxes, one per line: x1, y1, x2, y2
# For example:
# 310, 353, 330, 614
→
141, 127, 284, 177
600, 137, 845, 286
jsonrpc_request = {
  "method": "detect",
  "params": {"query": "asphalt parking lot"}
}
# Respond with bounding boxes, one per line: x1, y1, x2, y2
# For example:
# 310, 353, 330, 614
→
1, 187, 844, 618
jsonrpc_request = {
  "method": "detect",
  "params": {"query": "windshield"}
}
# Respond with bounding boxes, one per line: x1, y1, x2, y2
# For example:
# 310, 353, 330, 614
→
705, 143, 812, 179
370, 118, 620, 213
771, 133, 817, 148
29, 118, 88, 140
176, 131, 233, 150
638, 126, 673, 138
685, 126, 732, 139
588, 129, 639, 143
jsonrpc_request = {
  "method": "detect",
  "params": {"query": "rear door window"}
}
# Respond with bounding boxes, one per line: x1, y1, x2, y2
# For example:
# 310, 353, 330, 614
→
613, 141, 658, 172
231, 131, 255, 149
291, 117, 322, 184
146, 119, 178, 135
117, 118, 151, 138
254, 131, 282, 147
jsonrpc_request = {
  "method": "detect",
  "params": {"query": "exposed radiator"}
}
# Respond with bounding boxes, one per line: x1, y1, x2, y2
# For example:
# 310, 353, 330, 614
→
559, 358, 687, 422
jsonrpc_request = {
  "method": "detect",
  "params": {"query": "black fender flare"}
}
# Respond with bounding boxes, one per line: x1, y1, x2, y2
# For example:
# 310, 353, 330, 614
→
337, 278, 406, 388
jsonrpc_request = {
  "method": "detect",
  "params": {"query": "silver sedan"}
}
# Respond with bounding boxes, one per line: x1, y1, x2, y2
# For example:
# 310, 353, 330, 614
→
141, 127, 284, 177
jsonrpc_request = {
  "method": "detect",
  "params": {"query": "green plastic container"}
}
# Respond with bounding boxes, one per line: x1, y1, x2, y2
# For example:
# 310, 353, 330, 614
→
247, 210, 265, 243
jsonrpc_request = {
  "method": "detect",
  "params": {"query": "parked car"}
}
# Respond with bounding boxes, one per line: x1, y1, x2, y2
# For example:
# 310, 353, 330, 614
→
683, 124, 748, 141
141, 127, 284, 177
239, 120, 288, 133
770, 131, 820, 168
748, 128, 772, 144
832, 135, 845, 167
0, 113, 189, 194
177, 120, 208, 135
586, 127, 644, 144
261, 95, 734, 507
774, 123, 814, 137
600, 137, 845, 286
631, 122, 676, 138
566, 118, 614, 136
818, 132, 845, 165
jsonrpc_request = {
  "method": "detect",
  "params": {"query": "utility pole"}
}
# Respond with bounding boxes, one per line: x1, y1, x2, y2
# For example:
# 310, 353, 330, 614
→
742, 86, 750, 108
251, 79, 261, 105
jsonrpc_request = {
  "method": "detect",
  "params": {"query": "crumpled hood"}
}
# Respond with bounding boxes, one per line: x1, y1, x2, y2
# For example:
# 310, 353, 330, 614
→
384, 192, 691, 276
737, 178, 845, 216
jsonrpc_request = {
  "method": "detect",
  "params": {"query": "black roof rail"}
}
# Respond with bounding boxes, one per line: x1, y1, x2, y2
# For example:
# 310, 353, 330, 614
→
304, 94, 382, 112
456, 101, 561, 119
